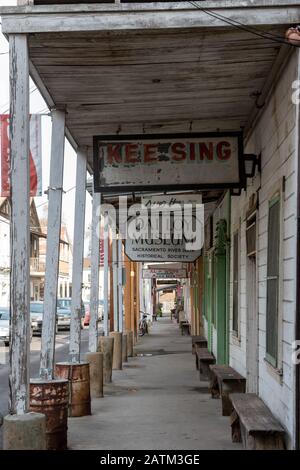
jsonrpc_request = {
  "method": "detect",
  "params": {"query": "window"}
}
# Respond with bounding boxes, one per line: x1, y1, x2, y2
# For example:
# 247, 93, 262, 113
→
232, 231, 239, 335
266, 195, 280, 367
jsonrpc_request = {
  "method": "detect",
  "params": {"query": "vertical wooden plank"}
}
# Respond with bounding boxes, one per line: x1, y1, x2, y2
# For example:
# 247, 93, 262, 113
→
124, 254, 131, 332
118, 238, 123, 332
103, 211, 109, 336
130, 261, 135, 339
88, 191, 101, 353
109, 236, 114, 332
69, 148, 87, 363
9, 34, 30, 415
112, 237, 118, 331
40, 109, 65, 379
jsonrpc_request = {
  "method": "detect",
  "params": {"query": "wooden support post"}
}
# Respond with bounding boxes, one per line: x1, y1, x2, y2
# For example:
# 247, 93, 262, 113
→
69, 148, 87, 363
88, 191, 101, 353
39, 109, 65, 379
103, 211, 109, 336
135, 263, 140, 338
109, 235, 114, 332
118, 237, 123, 333
130, 261, 135, 340
124, 254, 131, 332
112, 237, 118, 331
9, 34, 30, 415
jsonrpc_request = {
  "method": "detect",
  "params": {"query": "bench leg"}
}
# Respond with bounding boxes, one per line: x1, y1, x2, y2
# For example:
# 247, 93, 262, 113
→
199, 362, 210, 381
195, 355, 199, 370
209, 374, 220, 399
221, 382, 246, 416
246, 432, 285, 450
230, 410, 242, 443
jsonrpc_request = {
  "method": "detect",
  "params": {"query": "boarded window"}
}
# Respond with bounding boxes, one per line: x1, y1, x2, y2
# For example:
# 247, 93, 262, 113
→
232, 231, 239, 334
266, 196, 280, 367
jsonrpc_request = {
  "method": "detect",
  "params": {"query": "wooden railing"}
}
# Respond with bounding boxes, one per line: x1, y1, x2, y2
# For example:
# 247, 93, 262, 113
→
30, 257, 46, 273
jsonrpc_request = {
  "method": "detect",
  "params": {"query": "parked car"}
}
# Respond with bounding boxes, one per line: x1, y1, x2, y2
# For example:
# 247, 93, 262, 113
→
83, 302, 90, 327
30, 301, 44, 335
0, 307, 10, 346
57, 298, 85, 330
0, 307, 33, 345
98, 300, 104, 321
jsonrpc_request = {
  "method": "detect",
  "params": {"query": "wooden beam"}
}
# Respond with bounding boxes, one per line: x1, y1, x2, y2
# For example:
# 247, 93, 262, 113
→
40, 109, 65, 380
112, 237, 118, 332
9, 33, 30, 415
88, 191, 101, 353
118, 237, 123, 333
124, 254, 131, 332
69, 147, 87, 363
244, 44, 294, 139
103, 211, 109, 336
1, 3, 300, 34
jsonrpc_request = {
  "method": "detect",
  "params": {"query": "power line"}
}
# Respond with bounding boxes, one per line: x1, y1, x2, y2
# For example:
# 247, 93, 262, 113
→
188, 1, 300, 47
0, 87, 38, 114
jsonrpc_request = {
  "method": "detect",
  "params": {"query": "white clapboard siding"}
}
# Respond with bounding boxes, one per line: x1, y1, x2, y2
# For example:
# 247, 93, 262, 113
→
229, 50, 298, 448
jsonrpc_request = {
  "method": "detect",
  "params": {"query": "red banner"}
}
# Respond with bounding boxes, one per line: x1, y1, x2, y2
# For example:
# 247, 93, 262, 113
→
0, 114, 42, 197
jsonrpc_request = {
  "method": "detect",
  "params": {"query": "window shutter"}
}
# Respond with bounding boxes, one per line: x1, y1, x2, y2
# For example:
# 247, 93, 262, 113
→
266, 197, 280, 366
232, 231, 239, 334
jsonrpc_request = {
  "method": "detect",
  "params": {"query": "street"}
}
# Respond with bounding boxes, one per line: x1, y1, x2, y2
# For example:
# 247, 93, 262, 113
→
0, 328, 91, 449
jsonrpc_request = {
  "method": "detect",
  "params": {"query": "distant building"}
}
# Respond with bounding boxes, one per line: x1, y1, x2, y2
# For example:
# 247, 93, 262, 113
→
0, 198, 72, 305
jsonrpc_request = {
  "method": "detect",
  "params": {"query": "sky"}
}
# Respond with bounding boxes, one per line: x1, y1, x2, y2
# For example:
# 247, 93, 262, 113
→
0, 0, 92, 252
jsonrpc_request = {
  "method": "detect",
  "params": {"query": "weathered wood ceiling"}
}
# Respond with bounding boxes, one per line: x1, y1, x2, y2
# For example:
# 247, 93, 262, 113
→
28, 27, 285, 168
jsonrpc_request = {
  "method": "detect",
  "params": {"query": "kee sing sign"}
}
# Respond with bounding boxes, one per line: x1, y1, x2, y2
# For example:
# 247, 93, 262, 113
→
93, 132, 244, 193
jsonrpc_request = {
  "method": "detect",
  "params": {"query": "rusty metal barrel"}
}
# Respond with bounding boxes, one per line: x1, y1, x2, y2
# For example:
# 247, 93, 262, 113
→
55, 362, 91, 417
29, 378, 69, 450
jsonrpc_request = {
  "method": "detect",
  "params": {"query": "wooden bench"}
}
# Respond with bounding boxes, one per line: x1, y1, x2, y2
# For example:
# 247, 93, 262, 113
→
192, 335, 208, 356
209, 365, 246, 416
194, 340, 208, 370
196, 348, 215, 381
230, 393, 285, 449
180, 321, 191, 336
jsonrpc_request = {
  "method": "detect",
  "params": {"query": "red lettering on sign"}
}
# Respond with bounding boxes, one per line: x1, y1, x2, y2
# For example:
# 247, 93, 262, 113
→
171, 142, 186, 161
217, 141, 231, 160
144, 144, 157, 163
199, 142, 213, 160
189, 142, 196, 161
107, 144, 122, 164
125, 143, 139, 163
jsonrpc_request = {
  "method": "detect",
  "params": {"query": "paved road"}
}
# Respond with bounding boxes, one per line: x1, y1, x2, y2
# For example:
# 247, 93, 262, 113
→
0, 327, 92, 448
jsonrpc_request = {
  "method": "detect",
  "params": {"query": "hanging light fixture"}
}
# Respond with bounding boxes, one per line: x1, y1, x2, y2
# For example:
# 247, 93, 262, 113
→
243, 153, 261, 178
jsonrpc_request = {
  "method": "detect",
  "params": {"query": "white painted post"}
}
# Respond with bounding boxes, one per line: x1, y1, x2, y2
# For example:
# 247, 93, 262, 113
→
40, 109, 65, 380
9, 34, 30, 415
118, 237, 123, 333
112, 237, 118, 331
103, 212, 109, 336
69, 148, 87, 363
88, 191, 101, 353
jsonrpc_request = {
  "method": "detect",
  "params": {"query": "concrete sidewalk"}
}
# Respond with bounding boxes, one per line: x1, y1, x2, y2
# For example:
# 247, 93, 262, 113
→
68, 317, 242, 450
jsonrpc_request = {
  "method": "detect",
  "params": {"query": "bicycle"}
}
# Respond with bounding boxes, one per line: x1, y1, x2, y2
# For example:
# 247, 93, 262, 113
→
139, 311, 149, 336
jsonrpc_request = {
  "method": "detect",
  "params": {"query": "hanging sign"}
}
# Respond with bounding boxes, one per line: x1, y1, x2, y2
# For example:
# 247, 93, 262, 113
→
0, 114, 42, 197
142, 268, 187, 279
124, 194, 203, 263
93, 132, 244, 194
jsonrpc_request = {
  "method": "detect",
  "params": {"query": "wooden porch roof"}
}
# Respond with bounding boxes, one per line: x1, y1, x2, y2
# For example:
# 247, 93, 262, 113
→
1, 1, 299, 178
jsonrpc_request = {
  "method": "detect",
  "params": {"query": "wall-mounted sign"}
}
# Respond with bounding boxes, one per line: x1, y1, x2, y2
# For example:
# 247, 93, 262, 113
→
142, 268, 187, 279
124, 194, 203, 263
93, 132, 244, 194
